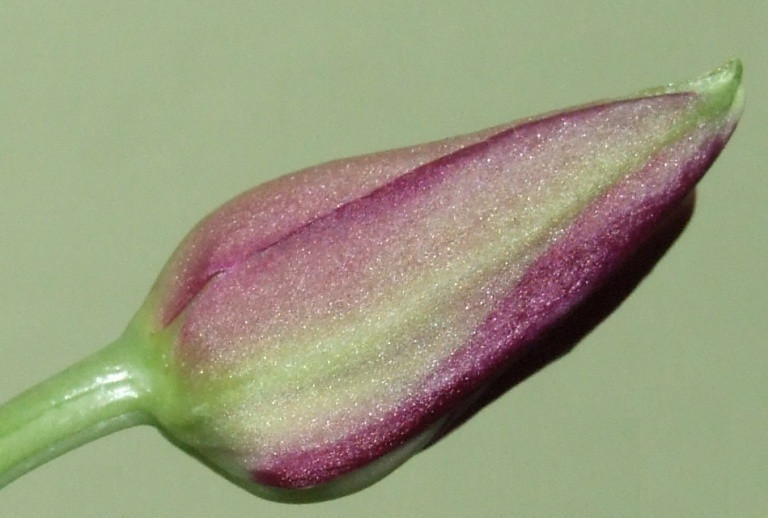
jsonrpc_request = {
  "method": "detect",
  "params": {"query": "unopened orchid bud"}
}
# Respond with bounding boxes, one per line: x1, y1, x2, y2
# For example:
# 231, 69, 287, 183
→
0, 61, 743, 502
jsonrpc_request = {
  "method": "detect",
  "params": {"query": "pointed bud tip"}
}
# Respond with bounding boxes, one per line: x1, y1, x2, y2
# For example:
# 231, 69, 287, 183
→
670, 59, 744, 120
692, 59, 743, 116
690, 58, 741, 87
636, 59, 744, 122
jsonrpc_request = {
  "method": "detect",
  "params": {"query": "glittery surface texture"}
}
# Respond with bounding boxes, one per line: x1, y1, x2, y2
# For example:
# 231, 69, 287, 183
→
140, 62, 743, 493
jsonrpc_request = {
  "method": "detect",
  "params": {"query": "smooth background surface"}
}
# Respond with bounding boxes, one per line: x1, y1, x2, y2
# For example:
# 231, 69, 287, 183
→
1, 2, 765, 516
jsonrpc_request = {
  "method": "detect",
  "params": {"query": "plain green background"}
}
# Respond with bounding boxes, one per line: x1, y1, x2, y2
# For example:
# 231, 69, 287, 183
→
1, 2, 765, 516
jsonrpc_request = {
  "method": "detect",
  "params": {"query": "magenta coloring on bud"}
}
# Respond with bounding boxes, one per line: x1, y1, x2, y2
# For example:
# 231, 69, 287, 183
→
136, 62, 742, 495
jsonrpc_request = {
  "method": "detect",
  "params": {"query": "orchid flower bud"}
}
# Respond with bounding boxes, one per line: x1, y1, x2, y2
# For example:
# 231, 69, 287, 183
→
0, 61, 743, 502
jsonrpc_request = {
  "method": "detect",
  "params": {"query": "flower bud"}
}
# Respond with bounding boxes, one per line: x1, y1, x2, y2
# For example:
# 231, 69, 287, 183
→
130, 61, 744, 501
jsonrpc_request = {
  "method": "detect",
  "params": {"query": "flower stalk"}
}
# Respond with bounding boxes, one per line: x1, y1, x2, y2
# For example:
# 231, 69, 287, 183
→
0, 333, 151, 488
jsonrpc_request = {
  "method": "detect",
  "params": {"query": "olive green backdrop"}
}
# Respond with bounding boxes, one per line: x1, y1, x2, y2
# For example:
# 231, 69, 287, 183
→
1, 2, 765, 516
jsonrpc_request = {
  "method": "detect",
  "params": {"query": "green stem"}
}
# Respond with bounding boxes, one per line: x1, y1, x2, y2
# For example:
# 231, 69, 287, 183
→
0, 332, 155, 488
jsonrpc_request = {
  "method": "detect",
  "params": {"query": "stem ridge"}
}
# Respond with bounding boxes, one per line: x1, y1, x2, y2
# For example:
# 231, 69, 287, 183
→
0, 336, 152, 488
